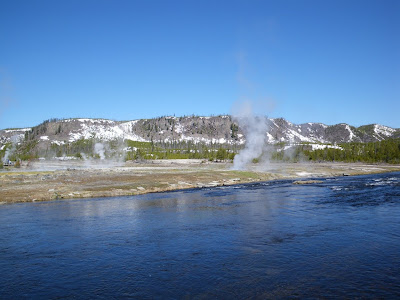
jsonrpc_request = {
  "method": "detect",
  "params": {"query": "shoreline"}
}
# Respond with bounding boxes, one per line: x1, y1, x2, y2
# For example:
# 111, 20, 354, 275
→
1, 160, 400, 204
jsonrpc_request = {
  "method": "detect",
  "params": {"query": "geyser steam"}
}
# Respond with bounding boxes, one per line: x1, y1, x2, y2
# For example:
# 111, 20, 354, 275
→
94, 143, 106, 160
2, 135, 20, 164
232, 101, 268, 170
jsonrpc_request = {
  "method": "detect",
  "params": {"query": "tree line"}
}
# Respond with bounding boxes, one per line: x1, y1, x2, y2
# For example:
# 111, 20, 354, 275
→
303, 139, 400, 164
2, 135, 400, 165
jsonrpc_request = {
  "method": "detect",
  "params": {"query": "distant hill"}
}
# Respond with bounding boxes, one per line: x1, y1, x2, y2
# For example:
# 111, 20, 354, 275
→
1, 116, 399, 161
1, 115, 399, 145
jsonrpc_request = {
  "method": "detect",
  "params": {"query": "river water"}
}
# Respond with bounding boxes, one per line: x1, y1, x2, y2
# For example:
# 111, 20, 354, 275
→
1, 172, 399, 298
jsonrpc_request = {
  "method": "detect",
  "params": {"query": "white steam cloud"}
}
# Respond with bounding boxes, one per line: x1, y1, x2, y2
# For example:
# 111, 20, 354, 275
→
3, 135, 21, 164
75, 141, 125, 169
232, 101, 268, 170
94, 143, 106, 160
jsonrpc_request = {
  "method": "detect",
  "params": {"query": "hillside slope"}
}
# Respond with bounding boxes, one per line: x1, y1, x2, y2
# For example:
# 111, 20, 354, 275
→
1, 116, 399, 160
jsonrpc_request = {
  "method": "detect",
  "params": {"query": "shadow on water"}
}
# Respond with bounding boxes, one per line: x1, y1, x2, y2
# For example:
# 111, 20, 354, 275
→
0, 172, 399, 298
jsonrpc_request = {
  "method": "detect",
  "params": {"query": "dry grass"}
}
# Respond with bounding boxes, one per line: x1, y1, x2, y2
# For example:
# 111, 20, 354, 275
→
1, 160, 399, 204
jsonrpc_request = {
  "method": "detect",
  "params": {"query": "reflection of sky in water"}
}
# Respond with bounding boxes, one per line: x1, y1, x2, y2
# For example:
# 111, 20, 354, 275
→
0, 172, 399, 298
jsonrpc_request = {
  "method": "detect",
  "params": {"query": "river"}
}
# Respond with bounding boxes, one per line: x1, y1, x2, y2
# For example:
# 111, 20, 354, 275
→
1, 172, 399, 298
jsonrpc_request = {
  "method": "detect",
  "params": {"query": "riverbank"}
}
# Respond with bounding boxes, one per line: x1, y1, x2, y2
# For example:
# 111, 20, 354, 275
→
1, 159, 400, 203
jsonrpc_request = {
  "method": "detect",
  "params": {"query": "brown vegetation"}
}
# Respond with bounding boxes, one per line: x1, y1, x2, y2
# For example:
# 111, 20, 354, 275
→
1, 160, 400, 204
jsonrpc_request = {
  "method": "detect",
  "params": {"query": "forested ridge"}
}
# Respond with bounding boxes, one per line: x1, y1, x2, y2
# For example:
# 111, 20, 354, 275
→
1, 117, 399, 166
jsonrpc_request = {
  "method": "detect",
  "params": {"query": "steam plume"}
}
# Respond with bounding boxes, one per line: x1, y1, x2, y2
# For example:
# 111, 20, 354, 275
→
232, 101, 268, 170
3, 135, 20, 164
94, 143, 106, 160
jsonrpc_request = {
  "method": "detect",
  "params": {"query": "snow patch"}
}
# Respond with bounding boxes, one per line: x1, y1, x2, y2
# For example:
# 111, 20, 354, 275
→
270, 119, 278, 128
374, 124, 395, 137
311, 144, 343, 151
63, 118, 115, 124
286, 129, 314, 143
5, 128, 31, 133
174, 123, 184, 134
68, 120, 147, 142
345, 125, 355, 141
266, 132, 275, 142
77, 118, 115, 124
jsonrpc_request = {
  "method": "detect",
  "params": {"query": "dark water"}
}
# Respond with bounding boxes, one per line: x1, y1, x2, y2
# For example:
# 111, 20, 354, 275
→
1, 172, 399, 299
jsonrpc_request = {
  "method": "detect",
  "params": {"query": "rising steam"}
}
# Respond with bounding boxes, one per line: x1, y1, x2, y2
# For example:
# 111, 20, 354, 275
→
232, 101, 268, 170
2, 135, 20, 164
78, 141, 124, 169
94, 143, 106, 160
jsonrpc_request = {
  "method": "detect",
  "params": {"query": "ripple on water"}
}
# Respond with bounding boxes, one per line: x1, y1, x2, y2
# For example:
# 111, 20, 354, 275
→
0, 172, 399, 298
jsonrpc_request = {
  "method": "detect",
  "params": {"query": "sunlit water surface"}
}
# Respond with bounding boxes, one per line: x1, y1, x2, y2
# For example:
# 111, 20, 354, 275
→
1, 172, 399, 298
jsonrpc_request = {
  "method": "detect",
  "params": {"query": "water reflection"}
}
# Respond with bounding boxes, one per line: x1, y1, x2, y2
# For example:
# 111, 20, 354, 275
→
0, 172, 399, 298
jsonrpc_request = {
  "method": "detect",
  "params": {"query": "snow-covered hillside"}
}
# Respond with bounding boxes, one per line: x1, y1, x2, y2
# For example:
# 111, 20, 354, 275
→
0, 116, 399, 149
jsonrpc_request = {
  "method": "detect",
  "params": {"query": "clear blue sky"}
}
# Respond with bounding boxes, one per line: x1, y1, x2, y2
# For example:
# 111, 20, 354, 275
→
1, 0, 399, 129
